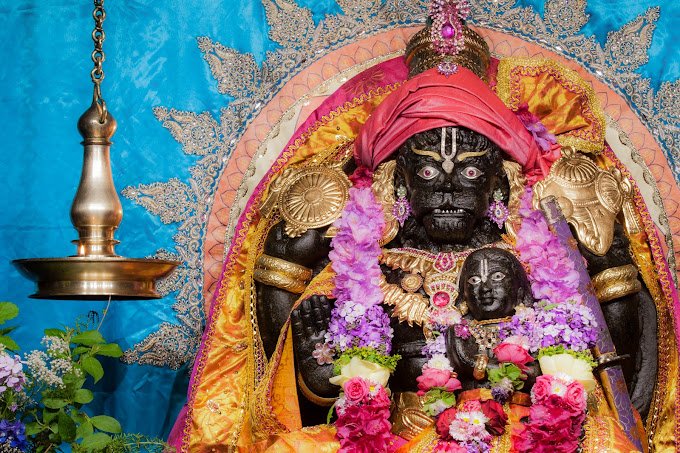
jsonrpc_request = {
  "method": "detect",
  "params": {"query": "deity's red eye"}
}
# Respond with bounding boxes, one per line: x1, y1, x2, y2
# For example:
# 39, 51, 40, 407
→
462, 166, 482, 180
417, 166, 440, 180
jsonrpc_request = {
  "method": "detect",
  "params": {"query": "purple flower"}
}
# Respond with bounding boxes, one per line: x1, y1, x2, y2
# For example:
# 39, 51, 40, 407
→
0, 419, 28, 451
0, 355, 25, 394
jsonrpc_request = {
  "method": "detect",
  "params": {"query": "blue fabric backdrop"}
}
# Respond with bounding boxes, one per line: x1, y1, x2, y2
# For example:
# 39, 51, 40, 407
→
0, 0, 678, 441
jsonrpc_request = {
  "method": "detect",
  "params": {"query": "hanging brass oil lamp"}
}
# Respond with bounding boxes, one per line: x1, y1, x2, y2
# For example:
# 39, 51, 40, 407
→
13, 0, 179, 298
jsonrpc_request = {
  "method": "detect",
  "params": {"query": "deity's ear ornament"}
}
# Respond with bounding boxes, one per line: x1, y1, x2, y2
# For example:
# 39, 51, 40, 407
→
494, 57, 606, 154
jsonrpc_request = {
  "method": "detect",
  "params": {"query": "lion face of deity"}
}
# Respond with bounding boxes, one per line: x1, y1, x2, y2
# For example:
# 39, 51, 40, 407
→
396, 127, 504, 244
460, 248, 532, 320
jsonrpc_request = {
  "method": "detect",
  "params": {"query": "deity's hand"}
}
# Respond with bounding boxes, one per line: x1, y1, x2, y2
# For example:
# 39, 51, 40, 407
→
291, 295, 338, 399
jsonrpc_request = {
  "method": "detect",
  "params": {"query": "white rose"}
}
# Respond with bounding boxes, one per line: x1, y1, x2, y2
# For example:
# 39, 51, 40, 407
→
329, 356, 390, 388
538, 353, 597, 392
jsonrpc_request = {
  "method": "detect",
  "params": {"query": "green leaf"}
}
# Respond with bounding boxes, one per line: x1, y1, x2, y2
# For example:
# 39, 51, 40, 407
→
89, 415, 121, 434
72, 330, 106, 346
25, 421, 44, 436
93, 343, 123, 358
80, 432, 112, 450
0, 335, 19, 351
73, 346, 91, 356
74, 388, 94, 404
0, 302, 19, 324
76, 419, 94, 440
58, 412, 77, 442
44, 328, 65, 337
81, 356, 104, 383
43, 409, 59, 423
63, 372, 87, 389
43, 398, 69, 409
0, 327, 16, 336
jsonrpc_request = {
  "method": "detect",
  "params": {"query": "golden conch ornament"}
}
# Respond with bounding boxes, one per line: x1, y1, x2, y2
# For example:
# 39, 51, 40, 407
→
260, 165, 350, 237
533, 147, 638, 256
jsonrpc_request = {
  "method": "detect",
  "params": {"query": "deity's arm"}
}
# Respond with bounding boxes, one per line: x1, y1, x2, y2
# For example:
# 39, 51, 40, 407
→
255, 222, 331, 358
579, 223, 657, 418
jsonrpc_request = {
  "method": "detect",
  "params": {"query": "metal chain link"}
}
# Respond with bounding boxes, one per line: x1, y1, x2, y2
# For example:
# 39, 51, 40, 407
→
90, 0, 107, 121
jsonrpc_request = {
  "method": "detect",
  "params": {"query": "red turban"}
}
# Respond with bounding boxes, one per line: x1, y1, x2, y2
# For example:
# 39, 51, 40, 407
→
354, 68, 555, 184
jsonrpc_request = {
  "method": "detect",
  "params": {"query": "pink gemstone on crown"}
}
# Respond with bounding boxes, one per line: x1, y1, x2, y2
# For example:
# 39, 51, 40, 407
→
441, 22, 455, 39
433, 291, 451, 307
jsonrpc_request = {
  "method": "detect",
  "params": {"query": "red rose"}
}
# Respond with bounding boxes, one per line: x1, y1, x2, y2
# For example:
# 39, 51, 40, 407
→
435, 408, 458, 439
564, 381, 586, 412
531, 375, 551, 404
493, 343, 534, 371
343, 377, 369, 403
481, 400, 508, 436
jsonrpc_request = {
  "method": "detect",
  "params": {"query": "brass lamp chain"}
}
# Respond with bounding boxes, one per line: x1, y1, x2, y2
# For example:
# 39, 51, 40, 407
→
90, 0, 107, 122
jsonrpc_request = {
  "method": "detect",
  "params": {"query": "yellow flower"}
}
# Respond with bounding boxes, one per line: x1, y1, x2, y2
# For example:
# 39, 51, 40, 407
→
329, 356, 391, 388
538, 354, 597, 392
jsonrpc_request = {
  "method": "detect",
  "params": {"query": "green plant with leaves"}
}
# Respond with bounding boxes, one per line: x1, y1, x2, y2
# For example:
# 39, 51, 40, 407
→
0, 302, 171, 453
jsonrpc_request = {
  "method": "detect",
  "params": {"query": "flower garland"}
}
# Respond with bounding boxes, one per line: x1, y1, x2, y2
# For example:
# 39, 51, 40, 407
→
324, 186, 399, 451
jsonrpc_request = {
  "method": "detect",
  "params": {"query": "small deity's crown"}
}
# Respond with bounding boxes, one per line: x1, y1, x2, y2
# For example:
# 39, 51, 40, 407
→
405, 0, 490, 79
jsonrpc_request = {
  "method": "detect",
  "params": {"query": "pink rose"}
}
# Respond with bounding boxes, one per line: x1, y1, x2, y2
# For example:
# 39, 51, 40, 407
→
443, 376, 462, 392
343, 377, 369, 403
493, 343, 534, 371
416, 368, 450, 393
564, 381, 586, 412
531, 375, 551, 404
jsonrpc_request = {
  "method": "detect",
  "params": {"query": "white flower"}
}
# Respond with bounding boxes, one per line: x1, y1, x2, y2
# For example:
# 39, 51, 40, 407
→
425, 354, 453, 372
539, 353, 597, 392
458, 410, 489, 427
41, 336, 70, 358
329, 356, 390, 387
24, 350, 64, 388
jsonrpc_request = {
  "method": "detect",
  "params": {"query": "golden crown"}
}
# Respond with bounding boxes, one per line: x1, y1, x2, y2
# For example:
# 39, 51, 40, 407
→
405, 1, 490, 79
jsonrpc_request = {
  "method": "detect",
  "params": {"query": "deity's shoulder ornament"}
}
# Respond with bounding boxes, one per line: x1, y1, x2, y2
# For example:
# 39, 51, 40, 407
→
532, 147, 639, 256
259, 162, 351, 238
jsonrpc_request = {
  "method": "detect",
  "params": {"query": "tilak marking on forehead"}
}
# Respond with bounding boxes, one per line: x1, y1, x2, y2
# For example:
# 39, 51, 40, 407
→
480, 257, 489, 283
440, 127, 456, 174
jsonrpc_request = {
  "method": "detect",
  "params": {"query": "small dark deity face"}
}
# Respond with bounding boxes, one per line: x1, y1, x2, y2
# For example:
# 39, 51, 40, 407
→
460, 248, 532, 320
396, 127, 504, 244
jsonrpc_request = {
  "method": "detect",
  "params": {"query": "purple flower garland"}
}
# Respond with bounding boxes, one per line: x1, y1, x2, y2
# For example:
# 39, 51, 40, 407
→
325, 187, 393, 355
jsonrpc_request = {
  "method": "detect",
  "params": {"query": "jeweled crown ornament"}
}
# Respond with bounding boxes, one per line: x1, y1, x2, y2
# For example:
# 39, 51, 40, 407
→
13, 0, 179, 298
405, 0, 490, 78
